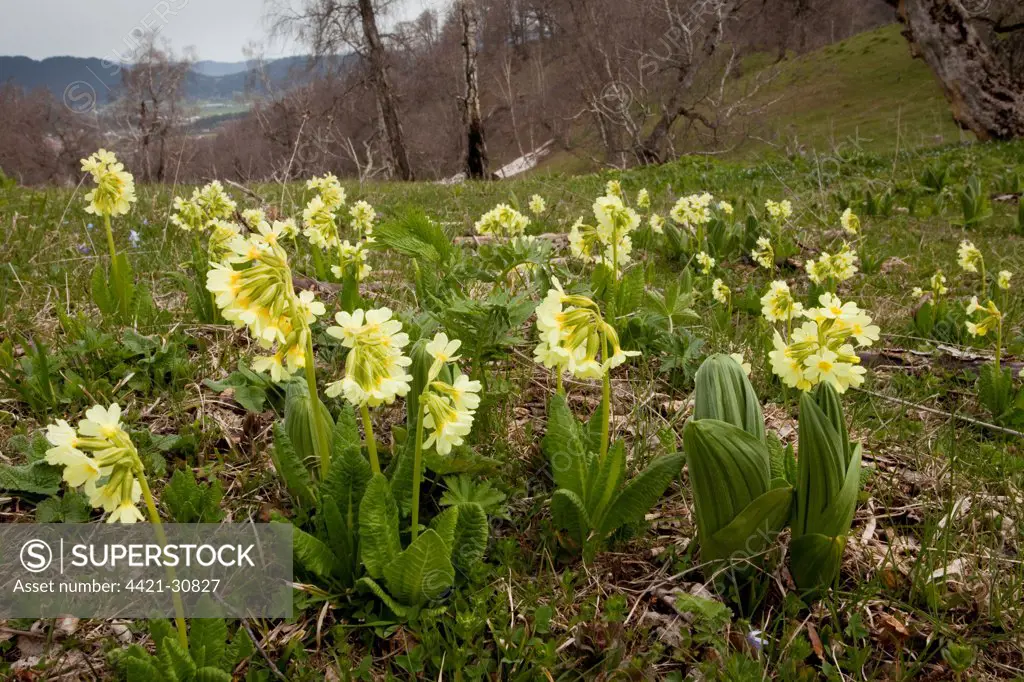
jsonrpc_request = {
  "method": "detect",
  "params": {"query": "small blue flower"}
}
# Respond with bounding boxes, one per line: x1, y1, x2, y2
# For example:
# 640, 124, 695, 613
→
129, 229, 141, 247
87, 222, 94, 230
143, 218, 149, 225
77, 244, 91, 255
746, 629, 766, 652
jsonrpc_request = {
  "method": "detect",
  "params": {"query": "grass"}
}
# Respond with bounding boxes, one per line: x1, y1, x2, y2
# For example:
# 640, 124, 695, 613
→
1, 137, 1024, 679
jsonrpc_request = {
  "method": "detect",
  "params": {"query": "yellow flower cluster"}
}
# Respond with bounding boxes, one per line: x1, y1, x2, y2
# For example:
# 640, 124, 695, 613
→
696, 251, 715, 275
303, 173, 347, 250
760, 280, 803, 322
957, 240, 984, 274
840, 208, 860, 235
45, 404, 145, 523
768, 293, 878, 393
765, 199, 793, 223
419, 333, 482, 455
474, 203, 531, 237
533, 279, 638, 379
206, 232, 325, 381
636, 189, 651, 210
966, 297, 1002, 338
170, 180, 237, 232
805, 242, 858, 286
712, 278, 731, 305
568, 192, 640, 273
81, 150, 136, 217
751, 236, 774, 269
913, 271, 949, 300
997, 270, 1013, 290
670, 192, 714, 228
325, 307, 412, 406
349, 200, 377, 239
528, 194, 547, 215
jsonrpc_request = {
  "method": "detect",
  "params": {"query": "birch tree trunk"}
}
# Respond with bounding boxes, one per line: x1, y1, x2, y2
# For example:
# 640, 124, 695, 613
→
461, 0, 488, 179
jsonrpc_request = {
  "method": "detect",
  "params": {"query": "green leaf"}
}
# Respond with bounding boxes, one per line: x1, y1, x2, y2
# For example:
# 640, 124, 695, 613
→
290, 523, 340, 583
270, 423, 315, 509
195, 667, 233, 682
157, 637, 196, 682
284, 382, 334, 470
357, 577, 412, 619
585, 439, 626, 520
683, 420, 771, 540
440, 475, 506, 515
813, 382, 852, 466
383, 529, 455, 606
189, 619, 227, 670
359, 473, 402, 580
794, 393, 848, 536
542, 394, 591, 498
550, 488, 590, 549
428, 506, 459, 551
789, 533, 846, 593
451, 502, 489, 572
91, 263, 115, 315
693, 354, 766, 442
164, 468, 224, 523
0, 460, 61, 496
706, 486, 793, 562
596, 453, 684, 537
322, 497, 356, 585
35, 491, 92, 523
125, 655, 162, 681
978, 362, 1014, 422
224, 628, 253, 669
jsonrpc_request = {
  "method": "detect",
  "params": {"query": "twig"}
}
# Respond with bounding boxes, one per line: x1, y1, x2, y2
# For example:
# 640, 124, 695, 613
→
853, 387, 1024, 438
224, 179, 267, 205
237, 618, 289, 682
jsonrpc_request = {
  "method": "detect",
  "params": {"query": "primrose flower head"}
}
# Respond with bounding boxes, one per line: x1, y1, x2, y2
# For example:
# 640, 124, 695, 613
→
325, 307, 413, 407
958, 240, 984, 274
729, 352, 752, 377
303, 195, 340, 251
605, 180, 623, 199
171, 195, 206, 233
307, 173, 346, 211
532, 279, 638, 380
670, 193, 714, 228
81, 149, 136, 218
528, 194, 547, 215
242, 208, 269, 232
649, 214, 665, 234
712, 278, 731, 305
475, 203, 530, 237
195, 180, 236, 222
349, 200, 376, 238
805, 242, 858, 286
636, 188, 650, 210
419, 334, 481, 455
840, 207, 860, 235
696, 251, 715, 275
760, 280, 803, 322
718, 200, 734, 216
751, 236, 774, 269
997, 270, 1013, 290
930, 271, 949, 296
45, 403, 146, 523
765, 199, 793, 223
965, 297, 1002, 338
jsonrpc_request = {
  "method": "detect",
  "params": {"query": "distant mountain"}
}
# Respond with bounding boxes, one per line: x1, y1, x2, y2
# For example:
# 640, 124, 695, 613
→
0, 55, 348, 104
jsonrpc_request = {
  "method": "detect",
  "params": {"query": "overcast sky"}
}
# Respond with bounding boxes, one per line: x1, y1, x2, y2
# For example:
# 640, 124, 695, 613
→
0, 0, 447, 62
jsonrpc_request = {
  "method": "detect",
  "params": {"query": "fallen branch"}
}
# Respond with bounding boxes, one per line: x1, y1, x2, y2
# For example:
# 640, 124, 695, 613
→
860, 346, 1023, 375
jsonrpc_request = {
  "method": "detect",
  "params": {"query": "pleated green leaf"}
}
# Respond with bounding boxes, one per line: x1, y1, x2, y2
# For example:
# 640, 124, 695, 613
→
270, 423, 315, 509
585, 439, 626, 520
789, 533, 847, 592
284, 381, 335, 470
813, 382, 852, 466
795, 392, 847, 536
683, 419, 772, 542
706, 486, 794, 561
693, 354, 766, 442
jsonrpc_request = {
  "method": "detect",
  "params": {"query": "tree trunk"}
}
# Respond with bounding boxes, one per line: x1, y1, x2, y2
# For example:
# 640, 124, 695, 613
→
358, 0, 414, 180
461, 0, 488, 179
886, 0, 1024, 141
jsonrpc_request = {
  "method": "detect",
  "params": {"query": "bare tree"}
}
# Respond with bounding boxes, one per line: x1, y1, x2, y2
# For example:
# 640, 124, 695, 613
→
885, 0, 1024, 141
461, 0, 489, 178
115, 33, 192, 183
270, 0, 415, 180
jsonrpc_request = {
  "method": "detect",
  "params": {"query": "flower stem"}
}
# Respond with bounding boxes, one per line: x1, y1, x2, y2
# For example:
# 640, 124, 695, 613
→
302, 329, 331, 479
360, 403, 380, 475
410, 398, 426, 542
103, 214, 118, 279
556, 370, 564, 396
598, 328, 611, 464
135, 468, 188, 650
